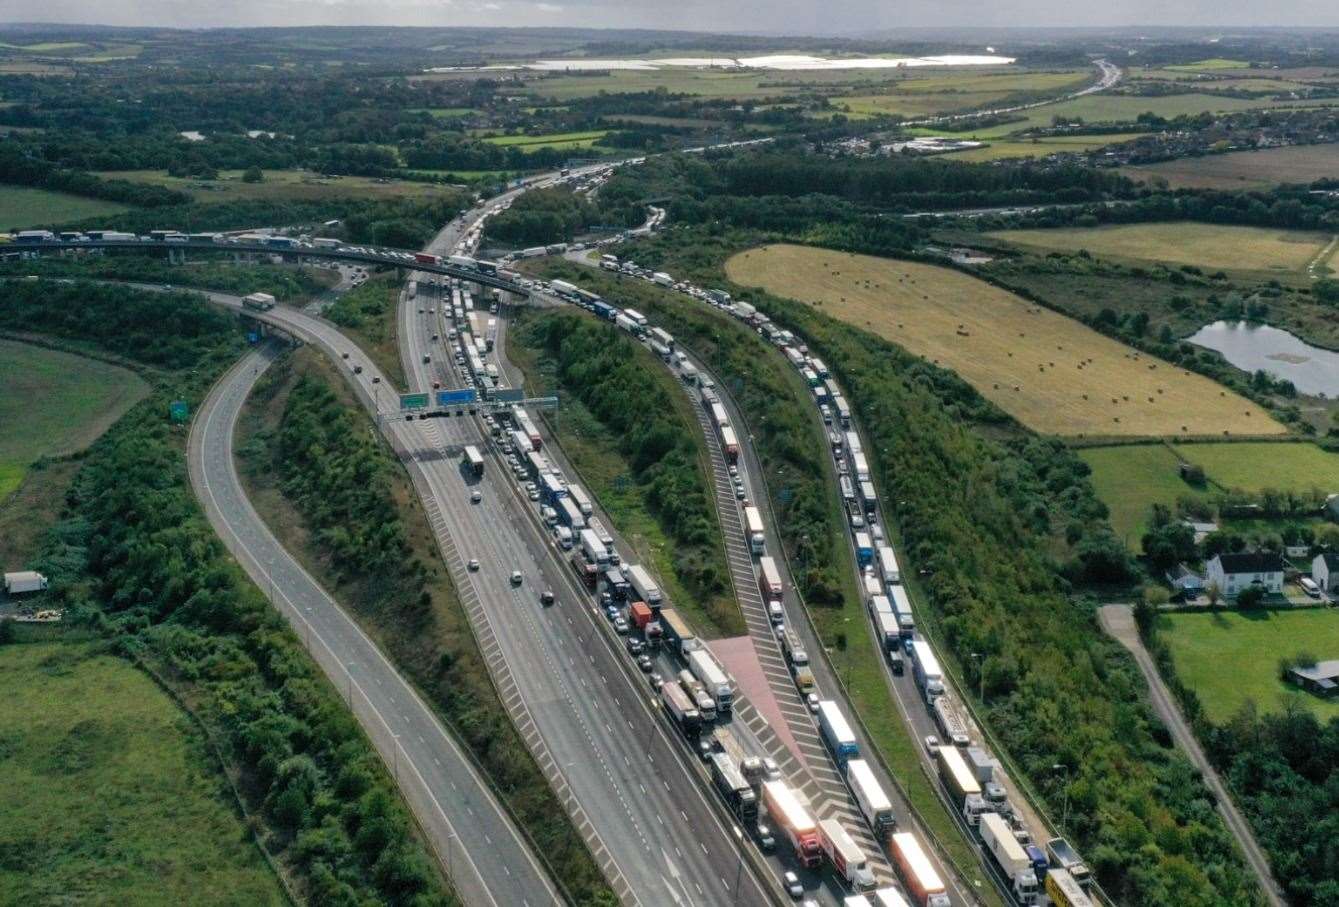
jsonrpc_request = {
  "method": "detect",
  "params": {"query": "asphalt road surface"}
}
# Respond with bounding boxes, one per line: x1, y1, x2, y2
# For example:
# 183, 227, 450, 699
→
188, 340, 560, 907
1100, 605, 1286, 907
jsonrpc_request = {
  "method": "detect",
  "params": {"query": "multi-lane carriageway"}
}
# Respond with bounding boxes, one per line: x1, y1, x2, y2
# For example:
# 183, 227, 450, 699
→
389, 277, 782, 906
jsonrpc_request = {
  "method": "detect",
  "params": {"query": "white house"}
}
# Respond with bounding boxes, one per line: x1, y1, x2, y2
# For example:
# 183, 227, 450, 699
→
1204, 552, 1284, 599
1315, 553, 1339, 594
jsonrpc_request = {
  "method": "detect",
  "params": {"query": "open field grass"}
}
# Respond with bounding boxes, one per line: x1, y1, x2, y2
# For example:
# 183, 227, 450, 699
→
945, 131, 1148, 162
95, 168, 456, 202
1121, 144, 1339, 190
0, 185, 129, 229
1167, 59, 1253, 72
725, 244, 1283, 437
941, 94, 1339, 139
1171, 441, 1339, 493
0, 641, 286, 905
405, 106, 475, 118
0, 339, 148, 500
985, 222, 1333, 274
838, 69, 1090, 118
1079, 444, 1210, 545
484, 129, 608, 147
1158, 609, 1339, 722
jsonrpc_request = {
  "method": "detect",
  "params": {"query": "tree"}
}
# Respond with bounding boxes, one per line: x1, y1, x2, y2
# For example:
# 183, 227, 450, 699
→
1236, 585, 1266, 609
1142, 520, 1196, 572
1206, 580, 1222, 608
242, 166, 264, 183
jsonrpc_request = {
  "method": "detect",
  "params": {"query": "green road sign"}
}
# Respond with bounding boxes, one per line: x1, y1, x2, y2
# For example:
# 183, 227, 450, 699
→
399, 393, 430, 411
169, 400, 189, 423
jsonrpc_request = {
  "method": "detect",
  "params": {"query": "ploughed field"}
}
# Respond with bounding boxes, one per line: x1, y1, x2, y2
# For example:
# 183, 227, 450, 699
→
725, 244, 1284, 438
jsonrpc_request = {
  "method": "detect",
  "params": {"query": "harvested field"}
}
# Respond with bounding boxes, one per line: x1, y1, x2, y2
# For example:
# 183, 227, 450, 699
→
985, 222, 1332, 273
725, 244, 1285, 437
1122, 144, 1339, 191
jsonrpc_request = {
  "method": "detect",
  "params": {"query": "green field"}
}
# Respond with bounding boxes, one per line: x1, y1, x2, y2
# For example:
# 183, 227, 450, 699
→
946, 132, 1148, 162
1166, 59, 1253, 72
0, 185, 129, 230
839, 69, 1090, 118
0, 340, 148, 500
0, 641, 286, 905
985, 222, 1333, 274
1080, 441, 1339, 546
96, 168, 456, 202
1172, 441, 1339, 493
1158, 609, 1339, 722
405, 106, 475, 118
1079, 444, 1210, 544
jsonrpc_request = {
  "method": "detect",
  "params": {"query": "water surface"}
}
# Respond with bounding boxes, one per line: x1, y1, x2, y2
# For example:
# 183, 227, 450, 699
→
1188, 320, 1339, 396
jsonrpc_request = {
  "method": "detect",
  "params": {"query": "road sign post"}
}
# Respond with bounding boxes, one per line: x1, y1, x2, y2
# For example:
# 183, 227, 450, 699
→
399, 393, 430, 411
169, 400, 189, 423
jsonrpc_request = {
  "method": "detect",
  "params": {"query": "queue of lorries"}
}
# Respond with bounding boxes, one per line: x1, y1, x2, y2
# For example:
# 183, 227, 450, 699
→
537, 251, 1097, 907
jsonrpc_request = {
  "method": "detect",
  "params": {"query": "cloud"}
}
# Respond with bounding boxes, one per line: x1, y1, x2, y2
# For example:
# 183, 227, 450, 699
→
535, 1, 562, 11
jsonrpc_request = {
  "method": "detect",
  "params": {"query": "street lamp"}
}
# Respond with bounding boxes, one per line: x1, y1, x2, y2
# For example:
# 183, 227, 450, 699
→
1052, 763, 1070, 829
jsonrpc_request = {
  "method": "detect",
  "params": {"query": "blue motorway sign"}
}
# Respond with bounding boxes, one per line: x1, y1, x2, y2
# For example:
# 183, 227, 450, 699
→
436, 388, 478, 406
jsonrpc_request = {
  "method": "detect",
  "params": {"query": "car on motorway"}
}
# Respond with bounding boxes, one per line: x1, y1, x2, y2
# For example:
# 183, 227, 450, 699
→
783, 871, 803, 899
353, 365, 363, 374
923, 734, 940, 755
728, 464, 738, 477
755, 822, 776, 852
341, 351, 349, 359
625, 637, 645, 655
524, 481, 537, 494
528, 488, 540, 502
903, 637, 915, 657
696, 737, 715, 761
467, 558, 479, 572
372, 376, 380, 383
613, 617, 630, 635
806, 692, 820, 714
510, 570, 522, 586
636, 655, 653, 673
422, 354, 430, 364
605, 604, 619, 621
471, 490, 482, 504
540, 590, 555, 606
432, 381, 441, 390
763, 758, 781, 782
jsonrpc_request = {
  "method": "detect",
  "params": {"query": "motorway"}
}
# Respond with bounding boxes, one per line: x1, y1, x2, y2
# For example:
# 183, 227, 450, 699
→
386, 283, 778, 905
186, 330, 560, 907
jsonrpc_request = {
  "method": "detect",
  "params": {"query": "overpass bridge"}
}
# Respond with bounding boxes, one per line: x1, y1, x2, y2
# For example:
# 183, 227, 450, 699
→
7, 237, 531, 296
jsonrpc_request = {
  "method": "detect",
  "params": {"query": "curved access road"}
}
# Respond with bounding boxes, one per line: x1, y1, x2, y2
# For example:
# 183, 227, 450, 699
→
188, 337, 560, 907
1098, 604, 1286, 907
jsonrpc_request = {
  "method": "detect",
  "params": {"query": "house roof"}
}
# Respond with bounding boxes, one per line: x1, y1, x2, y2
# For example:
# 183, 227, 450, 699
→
1214, 552, 1285, 574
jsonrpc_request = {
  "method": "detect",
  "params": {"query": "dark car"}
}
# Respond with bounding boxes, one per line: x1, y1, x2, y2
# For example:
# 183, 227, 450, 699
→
540, 590, 555, 606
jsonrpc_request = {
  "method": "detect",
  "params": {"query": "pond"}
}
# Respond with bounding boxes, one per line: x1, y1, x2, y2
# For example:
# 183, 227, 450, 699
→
1188, 320, 1339, 397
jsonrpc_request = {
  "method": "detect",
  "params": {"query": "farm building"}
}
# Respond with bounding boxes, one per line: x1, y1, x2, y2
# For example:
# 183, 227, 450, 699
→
1205, 552, 1284, 599
1314, 553, 1339, 594
1287, 660, 1339, 698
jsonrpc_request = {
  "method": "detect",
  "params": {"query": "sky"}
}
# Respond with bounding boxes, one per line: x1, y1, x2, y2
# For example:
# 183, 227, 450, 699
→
2, 0, 1339, 31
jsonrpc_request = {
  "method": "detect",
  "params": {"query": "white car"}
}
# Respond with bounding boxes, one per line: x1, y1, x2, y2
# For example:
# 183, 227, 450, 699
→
471, 490, 482, 504
467, 559, 480, 572
510, 570, 522, 586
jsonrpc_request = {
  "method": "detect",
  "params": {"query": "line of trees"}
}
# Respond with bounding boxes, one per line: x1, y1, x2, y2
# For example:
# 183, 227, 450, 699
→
244, 355, 617, 906
20, 281, 452, 907
516, 310, 735, 632
0, 143, 191, 208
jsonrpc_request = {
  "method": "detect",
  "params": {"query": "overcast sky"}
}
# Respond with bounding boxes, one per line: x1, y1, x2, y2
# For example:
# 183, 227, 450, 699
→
2, 0, 1339, 32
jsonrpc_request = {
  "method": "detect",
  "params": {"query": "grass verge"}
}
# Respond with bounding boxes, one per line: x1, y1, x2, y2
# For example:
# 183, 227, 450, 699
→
0, 639, 288, 905
325, 274, 407, 391
235, 345, 610, 904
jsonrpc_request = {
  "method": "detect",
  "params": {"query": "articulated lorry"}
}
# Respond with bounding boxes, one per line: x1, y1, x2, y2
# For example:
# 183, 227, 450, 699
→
817, 700, 860, 763
1045, 868, 1093, 907
782, 627, 815, 693
889, 833, 949, 907
846, 759, 896, 840
762, 781, 822, 868
659, 679, 700, 739
979, 812, 1040, 905
688, 648, 733, 713
818, 818, 876, 891
936, 745, 989, 826
911, 639, 944, 701
932, 696, 971, 748
709, 752, 759, 822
